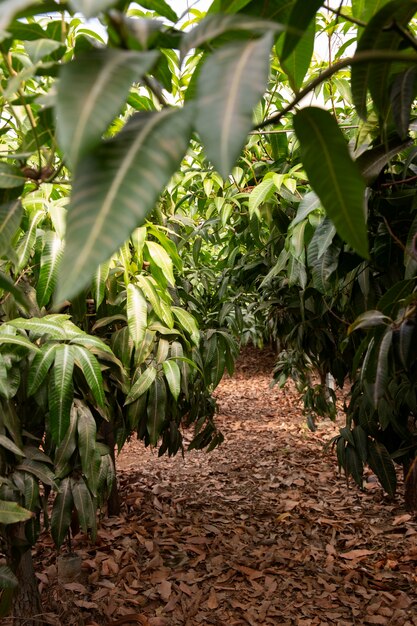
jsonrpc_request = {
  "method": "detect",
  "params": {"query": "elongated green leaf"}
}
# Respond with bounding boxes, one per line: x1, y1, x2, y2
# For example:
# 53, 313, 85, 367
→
25, 38, 62, 63
348, 310, 391, 334
0, 434, 25, 457
345, 443, 364, 488
76, 400, 97, 481
57, 49, 158, 167
57, 107, 194, 303
27, 345, 57, 397
127, 284, 148, 349
291, 191, 321, 228
196, 33, 273, 178
69, 332, 114, 355
281, 0, 322, 62
16, 210, 43, 272
162, 360, 181, 401
49, 345, 75, 444
373, 329, 393, 407
0, 0, 41, 33
73, 345, 105, 408
0, 329, 40, 352
156, 338, 170, 364
92, 261, 110, 309
54, 403, 78, 478
210, 345, 226, 388
68, 0, 117, 18
16, 459, 55, 486
145, 241, 175, 285
356, 136, 413, 184
8, 315, 68, 340
125, 365, 157, 405
36, 231, 64, 308
0, 499, 33, 524
0, 162, 25, 188
136, 275, 168, 324
110, 326, 134, 369
172, 307, 200, 345
0, 200, 22, 253
71, 477, 96, 536
137, 0, 178, 22
51, 477, 73, 548
390, 68, 417, 139
147, 377, 166, 446
20, 471, 40, 511
134, 328, 156, 367
351, 0, 417, 118
248, 179, 276, 218
281, 19, 315, 91
352, 0, 392, 22
294, 107, 368, 258
367, 440, 397, 496
0, 564, 18, 589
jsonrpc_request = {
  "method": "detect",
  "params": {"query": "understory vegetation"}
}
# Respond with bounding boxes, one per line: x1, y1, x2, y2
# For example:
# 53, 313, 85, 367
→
1, 0, 417, 621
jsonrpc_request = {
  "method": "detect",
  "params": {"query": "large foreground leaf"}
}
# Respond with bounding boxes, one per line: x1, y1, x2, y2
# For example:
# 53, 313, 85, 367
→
293, 107, 368, 258
280, 0, 323, 61
68, 0, 116, 18
57, 107, 194, 303
0, 500, 33, 524
57, 49, 159, 167
196, 33, 273, 178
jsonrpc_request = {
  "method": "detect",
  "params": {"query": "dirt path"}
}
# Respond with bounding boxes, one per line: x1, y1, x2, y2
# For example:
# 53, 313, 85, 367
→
35, 349, 417, 625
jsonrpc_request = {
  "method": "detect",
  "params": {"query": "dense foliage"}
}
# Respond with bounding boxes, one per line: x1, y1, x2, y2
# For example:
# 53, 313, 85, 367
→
1, 0, 417, 621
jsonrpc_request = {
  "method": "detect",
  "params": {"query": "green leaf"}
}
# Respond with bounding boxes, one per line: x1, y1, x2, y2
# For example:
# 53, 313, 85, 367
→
0, 434, 25, 457
127, 284, 148, 349
73, 346, 106, 408
0, 272, 30, 311
49, 345, 75, 444
280, 19, 315, 91
162, 360, 181, 401
211, 346, 226, 388
390, 68, 417, 139
367, 440, 397, 496
248, 179, 276, 218
351, 0, 417, 118
134, 328, 156, 367
291, 191, 321, 228
137, 0, 178, 22
0, 328, 40, 352
54, 403, 78, 478
51, 477, 73, 548
0, 163, 25, 188
356, 135, 413, 184
71, 477, 96, 537
345, 443, 364, 488
16, 210, 43, 272
352, 0, 392, 22
16, 459, 55, 486
196, 33, 273, 178
172, 307, 200, 345
57, 49, 158, 167
92, 261, 110, 309
348, 310, 391, 334
136, 275, 171, 325
7, 316, 68, 340
57, 106, 194, 303
36, 231, 64, 308
68, 0, 117, 18
125, 365, 157, 405
147, 377, 166, 446
280, 0, 322, 62
0, 499, 33, 524
293, 107, 368, 258
76, 400, 97, 483
373, 329, 393, 407
0, 565, 18, 589
25, 38, 62, 63
145, 241, 175, 285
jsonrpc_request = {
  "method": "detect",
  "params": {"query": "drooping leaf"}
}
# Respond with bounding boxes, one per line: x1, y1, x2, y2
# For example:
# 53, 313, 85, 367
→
373, 328, 393, 407
36, 231, 64, 308
280, 18, 315, 91
92, 261, 110, 309
390, 67, 417, 139
0, 328, 40, 352
71, 477, 96, 537
127, 284, 148, 349
15, 210, 43, 272
248, 179, 276, 218
49, 345, 75, 444
162, 360, 181, 401
125, 365, 157, 405
73, 345, 106, 408
367, 439, 397, 496
293, 107, 368, 258
0, 201, 22, 254
51, 477, 73, 548
147, 377, 166, 446
136, 275, 170, 325
54, 403, 78, 478
76, 400, 97, 482
280, 0, 322, 61
16, 459, 55, 486
57, 49, 159, 167
0, 499, 33, 524
7, 316, 68, 340
345, 443, 364, 488
0, 564, 18, 589
172, 307, 200, 345
145, 241, 175, 285
0, 434, 25, 457
291, 191, 321, 228
356, 135, 413, 184
57, 107, 194, 303
348, 310, 391, 334
196, 33, 273, 178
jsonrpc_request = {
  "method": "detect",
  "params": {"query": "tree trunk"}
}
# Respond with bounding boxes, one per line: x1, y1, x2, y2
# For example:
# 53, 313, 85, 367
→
10, 548, 45, 626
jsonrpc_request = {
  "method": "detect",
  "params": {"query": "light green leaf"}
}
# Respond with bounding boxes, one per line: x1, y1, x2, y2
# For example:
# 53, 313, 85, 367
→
147, 377, 166, 446
248, 179, 276, 218
352, 0, 395, 24
137, 0, 178, 22
293, 107, 368, 258
0, 201, 22, 254
25, 38, 62, 63
68, 0, 117, 18
280, 19, 315, 91
57, 106, 194, 303
7, 316, 67, 340
36, 232, 64, 308
57, 49, 159, 167
92, 261, 110, 309
127, 284, 148, 349
51, 477, 73, 548
49, 345, 75, 444
156, 338, 170, 364
73, 345, 106, 408
136, 275, 170, 325
172, 307, 200, 345
0, 162, 25, 188
162, 360, 181, 401
0, 564, 18, 589
71, 477, 96, 537
348, 310, 391, 334
291, 192, 321, 228
110, 326, 134, 370
125, 365, 157, 405
0, 434, 25, 457
134, 328, 156, 367
0, 329, 40, 352
16, 210, 43, 272
0, 499, 32, 524
196, 33, 273, 178
69, 332, 114, 355
145, 241, 175, 285
281, 0, 322, 61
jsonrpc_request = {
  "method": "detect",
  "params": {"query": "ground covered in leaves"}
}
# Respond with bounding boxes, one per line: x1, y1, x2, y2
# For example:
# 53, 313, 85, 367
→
32, 348, 417, 625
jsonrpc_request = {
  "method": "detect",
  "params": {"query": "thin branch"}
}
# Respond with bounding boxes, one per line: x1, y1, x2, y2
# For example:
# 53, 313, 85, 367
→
257, 50, 417, 130
323, 4, 367, 28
